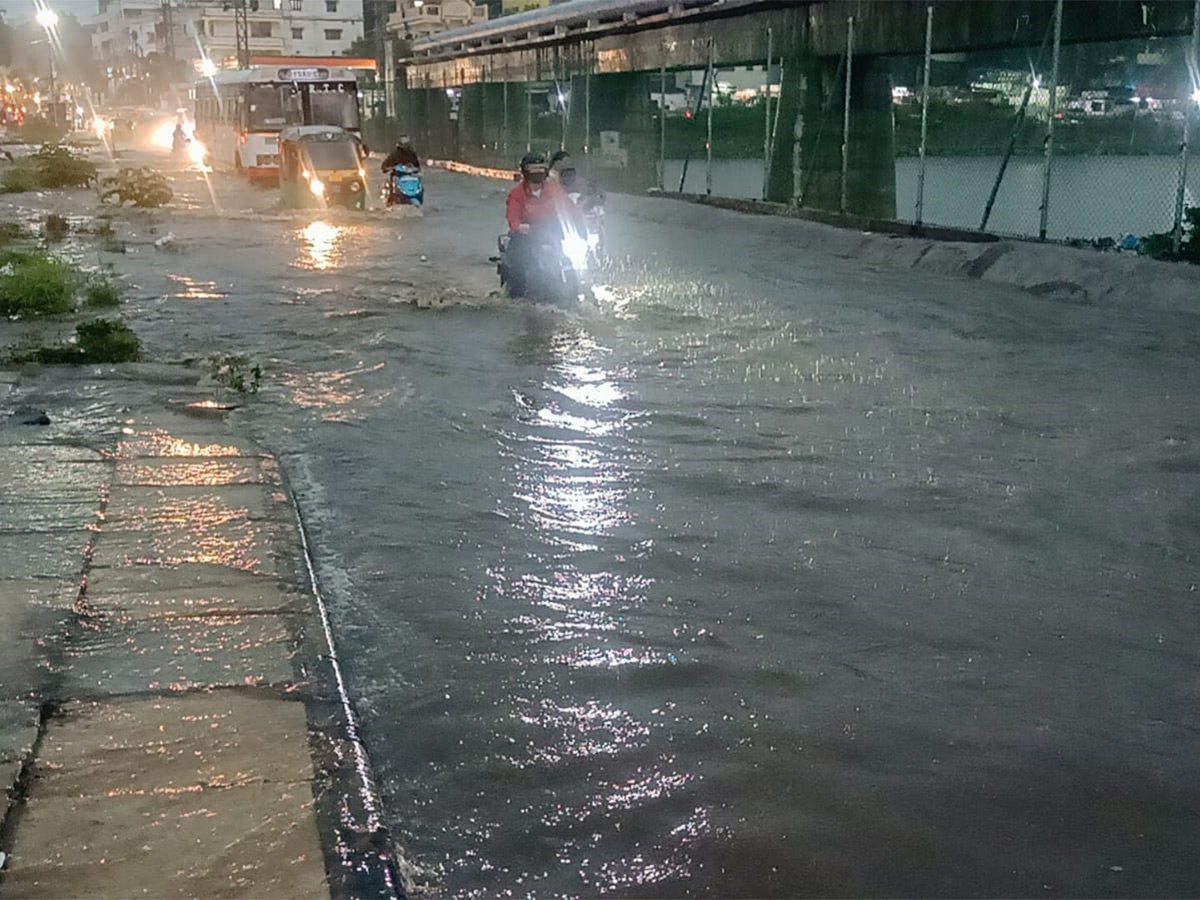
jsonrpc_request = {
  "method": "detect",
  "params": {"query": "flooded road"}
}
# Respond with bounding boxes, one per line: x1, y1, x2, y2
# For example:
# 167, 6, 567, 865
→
25, 156, 1200, 897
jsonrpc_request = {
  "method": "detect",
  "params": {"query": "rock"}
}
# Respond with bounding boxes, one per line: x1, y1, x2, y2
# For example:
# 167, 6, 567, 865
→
10, 405, 50, 426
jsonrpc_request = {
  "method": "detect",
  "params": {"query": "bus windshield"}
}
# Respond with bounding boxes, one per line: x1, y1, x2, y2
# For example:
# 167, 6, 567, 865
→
309, 87, 360, 130
248, 85, 303, 130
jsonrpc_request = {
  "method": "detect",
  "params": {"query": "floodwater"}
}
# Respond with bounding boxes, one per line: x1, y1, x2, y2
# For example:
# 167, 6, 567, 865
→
13, 155, 1200, 898
664, 155, 1200, 240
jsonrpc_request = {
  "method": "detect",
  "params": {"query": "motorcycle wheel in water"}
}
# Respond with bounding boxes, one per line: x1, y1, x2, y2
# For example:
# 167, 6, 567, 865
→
383, 165, 424, 208
492, 224, 592, 307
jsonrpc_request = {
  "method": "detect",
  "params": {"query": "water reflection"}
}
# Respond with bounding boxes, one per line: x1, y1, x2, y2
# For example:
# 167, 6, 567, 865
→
294, 220, 353, 271
168, 274, 225, 300
280, 362, 389, 422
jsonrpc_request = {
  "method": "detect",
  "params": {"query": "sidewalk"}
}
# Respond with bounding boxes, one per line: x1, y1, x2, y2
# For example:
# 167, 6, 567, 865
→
0, 375, 397, 899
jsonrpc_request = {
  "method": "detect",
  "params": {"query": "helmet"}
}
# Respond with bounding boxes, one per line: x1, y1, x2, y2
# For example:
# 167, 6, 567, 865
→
520, 152, 548, 184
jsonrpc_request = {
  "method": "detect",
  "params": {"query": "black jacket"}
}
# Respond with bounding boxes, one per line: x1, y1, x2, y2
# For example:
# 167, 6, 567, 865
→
382, 145, 420, 171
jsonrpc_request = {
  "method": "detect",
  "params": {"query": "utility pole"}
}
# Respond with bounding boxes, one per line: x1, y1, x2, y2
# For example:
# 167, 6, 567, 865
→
234, 0, 249, 69
163, 1, 175, 65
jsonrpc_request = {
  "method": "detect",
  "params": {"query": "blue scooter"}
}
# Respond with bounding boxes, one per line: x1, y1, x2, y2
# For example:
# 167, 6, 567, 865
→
384, 165, 424, 207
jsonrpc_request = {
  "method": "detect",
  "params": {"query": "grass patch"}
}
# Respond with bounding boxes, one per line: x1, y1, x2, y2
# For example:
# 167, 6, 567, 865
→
0, 222, 23, 242
2, 165, 42, 194
9, 319, 142, 364
2, 146, 98, 194
84, 277, 122, 308
44, 214, 70, 242
0, 253, 76, 317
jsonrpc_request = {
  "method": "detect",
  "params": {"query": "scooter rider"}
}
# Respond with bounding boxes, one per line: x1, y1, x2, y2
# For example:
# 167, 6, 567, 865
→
505, 152, 574, 295
382, 136, 420, 172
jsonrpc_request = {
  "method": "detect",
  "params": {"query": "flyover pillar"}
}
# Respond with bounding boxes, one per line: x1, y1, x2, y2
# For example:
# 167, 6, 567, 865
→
584, 72, 656, 193
769, 54, 896, 219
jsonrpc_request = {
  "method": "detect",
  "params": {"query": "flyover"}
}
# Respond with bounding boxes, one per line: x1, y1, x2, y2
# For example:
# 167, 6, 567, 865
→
389, 0, 1200, 218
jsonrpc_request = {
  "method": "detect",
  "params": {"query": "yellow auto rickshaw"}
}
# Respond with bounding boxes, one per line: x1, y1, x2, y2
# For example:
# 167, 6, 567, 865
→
278, 126, 367, 210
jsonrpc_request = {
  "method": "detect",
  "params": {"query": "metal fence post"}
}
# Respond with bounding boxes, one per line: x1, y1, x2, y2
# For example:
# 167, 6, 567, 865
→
915, 5, 933, 225
840, 15, 854, 214
1038, 0, 1063, 241
660, 42, 668, 191
762, 26, 773, 200
1173, 0, 1200, 255
526, 82, 532, 152
584, 50, 592, 172
706, 38, 715, 196
502, 80, 509, 162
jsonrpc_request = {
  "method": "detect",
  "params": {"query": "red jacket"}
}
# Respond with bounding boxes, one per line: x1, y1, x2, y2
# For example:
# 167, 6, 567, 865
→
506, 179, 570, 234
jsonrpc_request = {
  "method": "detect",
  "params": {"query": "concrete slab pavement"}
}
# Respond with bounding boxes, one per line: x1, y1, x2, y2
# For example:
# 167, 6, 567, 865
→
0, 402, 399, 899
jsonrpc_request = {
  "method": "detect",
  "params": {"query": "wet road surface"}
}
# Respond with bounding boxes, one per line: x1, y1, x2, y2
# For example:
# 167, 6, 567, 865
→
11, 155, 1200, 898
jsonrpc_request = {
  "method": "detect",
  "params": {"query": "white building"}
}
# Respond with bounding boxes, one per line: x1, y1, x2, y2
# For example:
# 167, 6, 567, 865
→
92, 0, 192, 72
194, 6, 287, 67
281, 0, 365, 57
96, 0, 365, 75
386, 0, 486, 41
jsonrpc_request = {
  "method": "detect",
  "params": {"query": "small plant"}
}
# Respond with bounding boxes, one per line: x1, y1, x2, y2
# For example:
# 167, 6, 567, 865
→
44, 214, 70, 242
1143, 206, 1200, 264
207, 353, 263, 394
75, 318, 141, 362
84, 277, 122, 308
0, 253, 76, 318
101, 167, 173, 208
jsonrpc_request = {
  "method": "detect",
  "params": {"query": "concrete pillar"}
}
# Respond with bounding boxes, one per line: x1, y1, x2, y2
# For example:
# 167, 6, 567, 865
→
769, 55, 895, 219
460, 82, 486, 166
586, 72, 655, 193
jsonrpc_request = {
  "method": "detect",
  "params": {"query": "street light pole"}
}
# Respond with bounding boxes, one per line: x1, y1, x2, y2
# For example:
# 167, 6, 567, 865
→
36, 7, 59, 127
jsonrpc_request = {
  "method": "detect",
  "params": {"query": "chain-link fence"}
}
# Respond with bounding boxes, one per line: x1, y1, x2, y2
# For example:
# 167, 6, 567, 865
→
379, 2, 1199, 248
892, 8, 1200, 246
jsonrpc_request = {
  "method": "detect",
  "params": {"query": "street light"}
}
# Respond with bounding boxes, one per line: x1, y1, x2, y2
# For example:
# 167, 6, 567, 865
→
35, 8, 59, 128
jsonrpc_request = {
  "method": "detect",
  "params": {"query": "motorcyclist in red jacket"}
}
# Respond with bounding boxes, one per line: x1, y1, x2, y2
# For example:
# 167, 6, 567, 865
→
506, 152, 570, 234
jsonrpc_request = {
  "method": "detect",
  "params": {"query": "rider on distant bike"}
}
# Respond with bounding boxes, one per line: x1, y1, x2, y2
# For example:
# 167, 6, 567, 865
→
381, 136, 420, 172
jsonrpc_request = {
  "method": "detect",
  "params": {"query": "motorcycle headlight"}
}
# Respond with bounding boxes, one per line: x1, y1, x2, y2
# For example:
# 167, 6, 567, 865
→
309, 178, 325, 197
561, 233, 589, 271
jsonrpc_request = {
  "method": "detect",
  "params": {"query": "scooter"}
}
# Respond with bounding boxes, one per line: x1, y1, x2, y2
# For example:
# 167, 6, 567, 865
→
492, 220, 591, 306
383, 165, 424, 207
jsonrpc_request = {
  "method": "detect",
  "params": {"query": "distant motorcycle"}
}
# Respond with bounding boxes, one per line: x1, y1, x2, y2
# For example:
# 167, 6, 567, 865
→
383, 165, 424, 207
493, 219, 591, 306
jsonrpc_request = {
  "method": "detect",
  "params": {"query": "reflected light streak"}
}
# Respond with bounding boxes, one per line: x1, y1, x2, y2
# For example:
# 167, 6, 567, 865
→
168, 274, 225, 300
295, 220, 351, 271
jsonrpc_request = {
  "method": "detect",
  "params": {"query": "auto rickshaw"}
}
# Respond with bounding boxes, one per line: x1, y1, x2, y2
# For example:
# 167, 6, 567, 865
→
278, 126, 367, 210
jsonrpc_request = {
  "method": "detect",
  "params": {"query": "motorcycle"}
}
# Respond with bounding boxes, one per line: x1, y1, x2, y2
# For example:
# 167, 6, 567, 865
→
493, 219, 591, 306
383, 165, 424, 207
